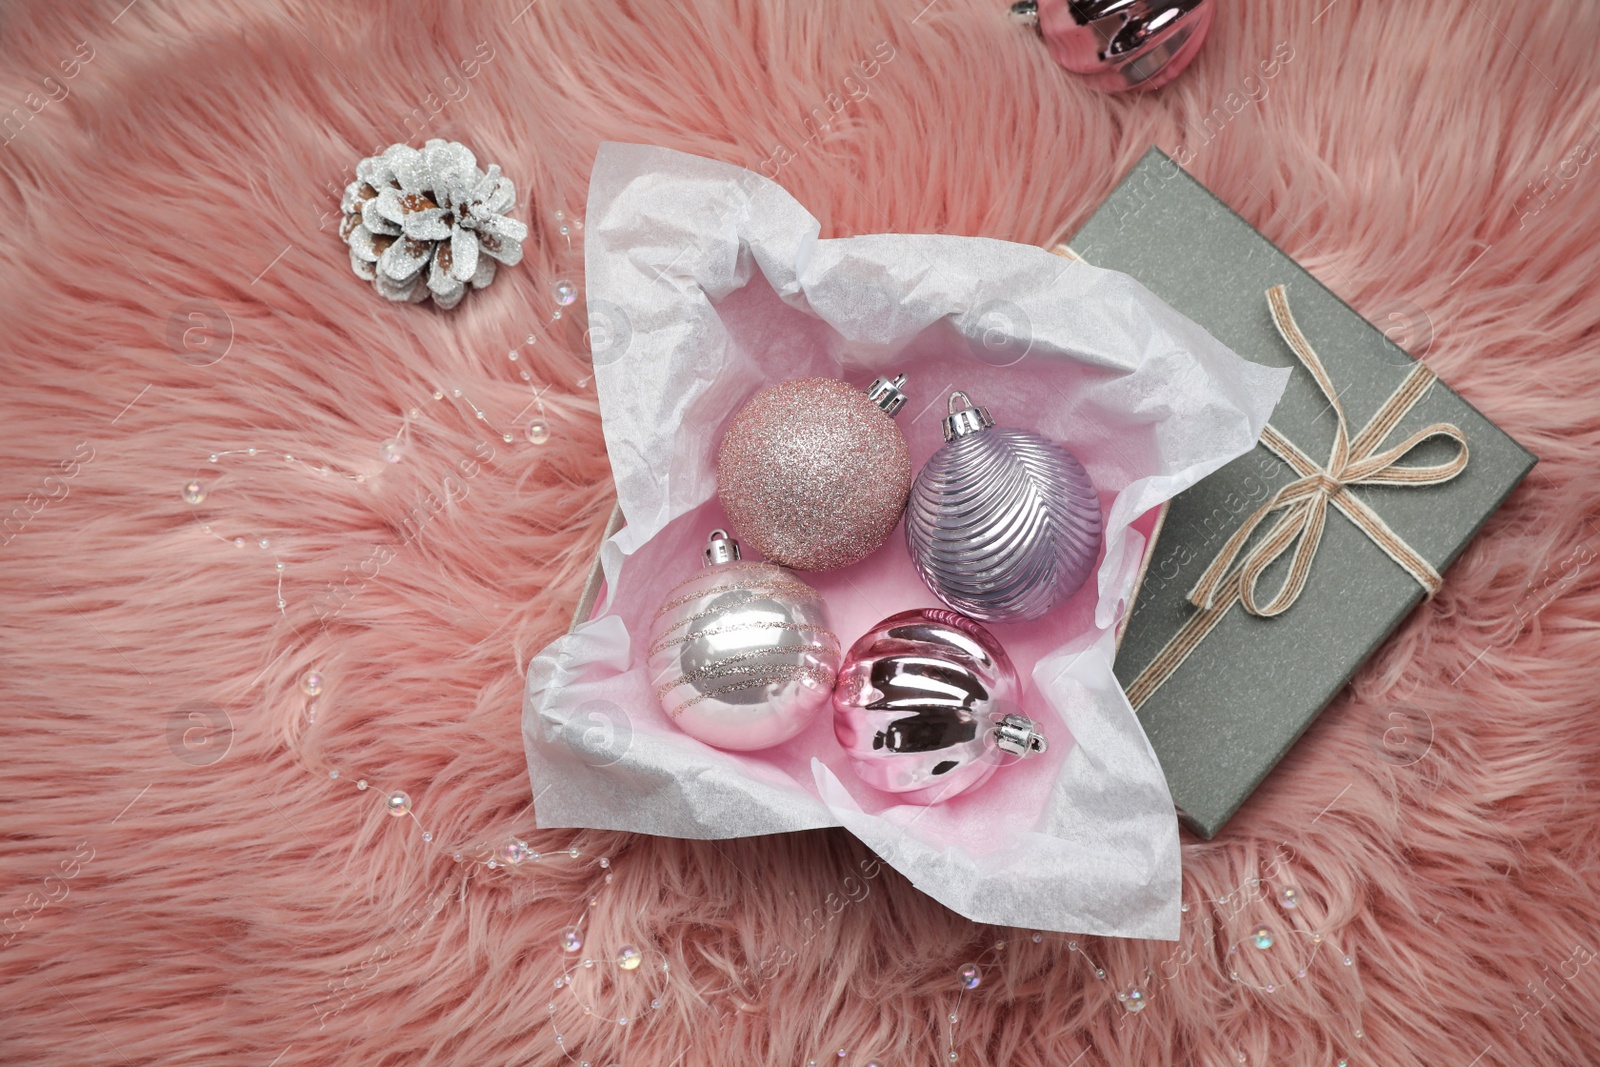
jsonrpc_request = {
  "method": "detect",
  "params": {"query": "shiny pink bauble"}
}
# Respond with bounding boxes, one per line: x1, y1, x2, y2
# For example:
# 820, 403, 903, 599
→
717, 377, 911, 572
1035, 0, 1214, 93
833, 609, 1027, 804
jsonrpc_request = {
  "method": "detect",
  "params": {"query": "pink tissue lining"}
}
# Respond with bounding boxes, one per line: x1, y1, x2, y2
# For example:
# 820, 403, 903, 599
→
571, 262, 1183, 858
584, 314, 1164, 838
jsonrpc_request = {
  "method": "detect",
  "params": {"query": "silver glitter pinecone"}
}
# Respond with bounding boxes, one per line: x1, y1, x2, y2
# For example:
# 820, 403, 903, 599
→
339, 139, 527, 309
905, 392, 1103, 623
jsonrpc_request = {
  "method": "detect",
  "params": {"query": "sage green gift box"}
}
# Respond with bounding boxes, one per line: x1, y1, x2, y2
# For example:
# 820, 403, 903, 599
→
1067, 148, 1537, 839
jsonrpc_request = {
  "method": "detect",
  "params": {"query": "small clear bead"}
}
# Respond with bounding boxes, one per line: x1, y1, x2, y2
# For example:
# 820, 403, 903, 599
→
356, 779, 367, 790
599, 857, 610, 868
284, 454, 294, 462
1281, 888, 1299, 909
408, 408, 421, 419
233, 538, 246, 548
553, 977, 564, 988
618, 1017, 627, 1026
650, 999, 660, 1010
385, 791, 412, 817
501, 434, 514, 444
502, 841, 529, 866
432, 390, 444, 400
275, 562, 285, 571
554, 280, 578, 305
1354, 1030, 1363, 1039
948, 1013, 958, 1023
486, 860, 498, 869
329, 770, 339, 779
1095, 969, 1105, 979
182, 481, 206, 504
1253, 928, 1275, 950
617, 944, 641, 971
1032, 933, 1042, 943
422, 831, 433, 842
247, 448, 257, 456
957, 963, 979, 990
258, 538, 270, 549
526, 418, 551, 444
560, 929, 582, 953
208, 454, 218, 463
276, 599, 286, 609
1343, 956, 1353, 966
1068, 941, 1078, 950
300, 671, 323, 697
568, 847, 579, 859
379, 439, 403, 463
451, 388, 463, 397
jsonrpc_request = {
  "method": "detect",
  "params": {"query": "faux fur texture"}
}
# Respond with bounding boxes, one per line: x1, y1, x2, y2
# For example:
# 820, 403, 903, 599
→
2, 1, 1599, 1065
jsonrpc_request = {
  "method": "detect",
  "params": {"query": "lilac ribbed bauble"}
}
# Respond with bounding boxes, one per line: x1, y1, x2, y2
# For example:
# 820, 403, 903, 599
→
717, 375, 911, 572
905, 392, 1103, 623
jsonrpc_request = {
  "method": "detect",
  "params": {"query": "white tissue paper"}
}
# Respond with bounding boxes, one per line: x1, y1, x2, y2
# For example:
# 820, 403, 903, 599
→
524, 142, 1288, 939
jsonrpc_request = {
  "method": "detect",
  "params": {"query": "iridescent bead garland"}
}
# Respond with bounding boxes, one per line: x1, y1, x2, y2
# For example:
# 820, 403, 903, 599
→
179, 262, 578, 623
180, 231, 669, 1062
796, 883, 1363, 1067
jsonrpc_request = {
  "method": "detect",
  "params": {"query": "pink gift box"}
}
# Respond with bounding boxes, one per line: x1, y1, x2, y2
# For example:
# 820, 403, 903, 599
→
523, 144, 1285, 937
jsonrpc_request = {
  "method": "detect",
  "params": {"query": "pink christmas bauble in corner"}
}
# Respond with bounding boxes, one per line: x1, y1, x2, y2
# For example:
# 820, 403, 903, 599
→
832, 609, 1049, 805
1011, 0, 1216, 93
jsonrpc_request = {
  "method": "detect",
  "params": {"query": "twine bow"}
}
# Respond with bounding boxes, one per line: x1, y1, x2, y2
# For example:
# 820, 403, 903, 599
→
1123, 284, 1470, 709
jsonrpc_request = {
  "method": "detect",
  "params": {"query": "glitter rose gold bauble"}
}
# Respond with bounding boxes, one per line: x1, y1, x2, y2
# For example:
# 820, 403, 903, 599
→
717, 377, 912, 572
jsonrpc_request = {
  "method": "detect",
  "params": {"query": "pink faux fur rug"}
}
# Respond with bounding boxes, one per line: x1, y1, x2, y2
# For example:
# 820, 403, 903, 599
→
4, 1, 1599, 1065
